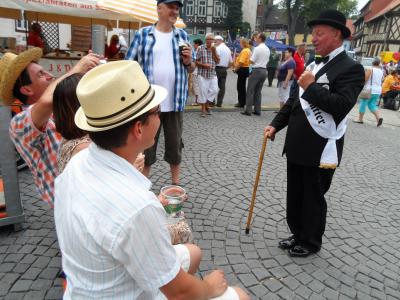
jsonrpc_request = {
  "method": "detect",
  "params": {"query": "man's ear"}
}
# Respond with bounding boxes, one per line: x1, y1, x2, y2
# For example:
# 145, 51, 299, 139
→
20, 86, 34, 97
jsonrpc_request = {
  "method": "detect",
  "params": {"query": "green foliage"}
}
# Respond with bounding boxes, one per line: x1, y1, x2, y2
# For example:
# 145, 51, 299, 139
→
221, 0, 243, 38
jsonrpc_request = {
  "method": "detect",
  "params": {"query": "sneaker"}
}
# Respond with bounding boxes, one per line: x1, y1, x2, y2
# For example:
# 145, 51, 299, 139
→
352, 120, 363, 124
377, 118, 383, 127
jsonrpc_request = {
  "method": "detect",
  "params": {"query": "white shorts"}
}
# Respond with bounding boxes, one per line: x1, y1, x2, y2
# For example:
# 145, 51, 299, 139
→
174, 245, 240, 300
198, 76, 219, 104
278, 80, 293, 103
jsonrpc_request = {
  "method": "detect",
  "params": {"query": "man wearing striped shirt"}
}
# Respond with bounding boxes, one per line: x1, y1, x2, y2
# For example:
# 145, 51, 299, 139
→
126, 0, 195, 185
55, 60, 249, 300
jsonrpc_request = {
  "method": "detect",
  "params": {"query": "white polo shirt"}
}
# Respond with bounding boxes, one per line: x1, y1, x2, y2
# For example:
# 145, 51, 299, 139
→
251, 43, 270, 69
54, 143, 180, 300
216, 43, 233, 67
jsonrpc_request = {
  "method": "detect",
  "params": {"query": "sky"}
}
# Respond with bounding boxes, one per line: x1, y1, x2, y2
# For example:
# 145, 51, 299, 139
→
357, 0, 369, 10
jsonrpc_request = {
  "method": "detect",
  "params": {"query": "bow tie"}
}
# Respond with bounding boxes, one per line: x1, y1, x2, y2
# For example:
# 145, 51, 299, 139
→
315, 55, 329, 65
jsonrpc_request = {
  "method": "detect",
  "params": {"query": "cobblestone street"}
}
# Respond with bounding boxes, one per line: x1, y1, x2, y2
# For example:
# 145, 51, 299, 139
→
1, 106, 400, 299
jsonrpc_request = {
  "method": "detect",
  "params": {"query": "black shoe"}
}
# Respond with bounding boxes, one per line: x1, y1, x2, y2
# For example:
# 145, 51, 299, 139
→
288, 245, 314, 257
377, 118, 383, 127
252, 111, 261, 116
241, 112, 251, 116
278, 236, 297, 249
234, 103, 243, 108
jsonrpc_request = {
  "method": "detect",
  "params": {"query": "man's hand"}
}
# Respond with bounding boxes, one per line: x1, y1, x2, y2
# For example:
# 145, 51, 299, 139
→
264, 125, 276, 141
181, 44, 192, 66
204, 270, 228, 298
72, 53, 101, 74
298, 70, 315, 90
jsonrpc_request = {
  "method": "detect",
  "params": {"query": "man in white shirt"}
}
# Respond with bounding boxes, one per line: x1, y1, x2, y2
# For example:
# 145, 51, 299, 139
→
55, 60, 249, 300
242, 33, 270, 116
214, 35, 233, 107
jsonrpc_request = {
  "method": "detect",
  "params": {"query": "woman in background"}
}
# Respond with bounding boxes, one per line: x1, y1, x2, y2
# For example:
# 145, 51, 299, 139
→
353, 57, 384, 126
277, 47, 295, 109
234, 38, 251, 108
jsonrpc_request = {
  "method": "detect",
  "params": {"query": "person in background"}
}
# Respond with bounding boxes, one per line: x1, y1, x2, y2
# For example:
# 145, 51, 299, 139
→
188, 39, 203, 105
353, 57, 384, 126
277, 47, 296, 109
267, 47, 280, 87
27, 23, 44, 49
242, 33, 270, 116
233, 38, 251, 108
125, 0, 195, 185
196, 33, 220, 117
214, 35, 233, 107
293, 43, 306, 80
381, 68, 400, 108
105, 34, 122, 59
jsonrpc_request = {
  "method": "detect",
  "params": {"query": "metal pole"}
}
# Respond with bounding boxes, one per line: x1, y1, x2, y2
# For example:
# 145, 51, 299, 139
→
91, 24, 105, 55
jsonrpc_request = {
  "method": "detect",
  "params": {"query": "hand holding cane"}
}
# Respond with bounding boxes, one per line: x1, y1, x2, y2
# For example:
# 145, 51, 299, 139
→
245, 134, 268, 234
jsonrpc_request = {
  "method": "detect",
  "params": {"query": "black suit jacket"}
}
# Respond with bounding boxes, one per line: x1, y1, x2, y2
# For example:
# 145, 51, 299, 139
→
271, 51, 365, 167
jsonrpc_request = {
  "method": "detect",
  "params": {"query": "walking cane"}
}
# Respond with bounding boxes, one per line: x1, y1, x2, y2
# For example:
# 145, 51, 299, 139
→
245, 134, 268, 234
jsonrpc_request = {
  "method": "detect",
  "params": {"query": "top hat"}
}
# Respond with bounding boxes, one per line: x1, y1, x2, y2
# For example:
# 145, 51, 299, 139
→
307, 9, 351, 39
0, 48, 43, 105
75, 61, 167, 132
157, 0, 183, 7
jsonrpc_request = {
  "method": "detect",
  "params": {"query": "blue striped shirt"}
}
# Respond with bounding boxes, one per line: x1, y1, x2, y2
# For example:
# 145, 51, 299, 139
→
125, 25, 191, 112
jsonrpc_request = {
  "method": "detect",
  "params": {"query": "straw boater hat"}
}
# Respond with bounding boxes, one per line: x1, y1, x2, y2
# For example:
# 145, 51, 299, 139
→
0, 48, 43, 105
75, 60, 167, 132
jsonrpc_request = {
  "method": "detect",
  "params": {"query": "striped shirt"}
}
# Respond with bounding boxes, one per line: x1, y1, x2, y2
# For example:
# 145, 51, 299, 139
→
54, 144, 180, 299
9, 106, 61, 206
125, 25, 191, 112
196, 45, 217, 79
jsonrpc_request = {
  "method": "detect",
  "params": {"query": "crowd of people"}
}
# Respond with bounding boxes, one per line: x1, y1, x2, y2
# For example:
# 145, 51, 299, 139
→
0, 1, 391, 298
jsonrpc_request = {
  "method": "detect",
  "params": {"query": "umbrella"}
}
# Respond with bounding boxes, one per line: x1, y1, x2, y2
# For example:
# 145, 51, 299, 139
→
97, 0, 186, 28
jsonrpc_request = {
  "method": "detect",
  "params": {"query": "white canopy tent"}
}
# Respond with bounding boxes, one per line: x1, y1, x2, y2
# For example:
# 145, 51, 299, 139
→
0, 0, 151, 29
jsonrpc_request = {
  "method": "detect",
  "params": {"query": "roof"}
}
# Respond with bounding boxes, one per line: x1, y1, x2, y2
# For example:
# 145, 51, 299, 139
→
365, 0, 400, 22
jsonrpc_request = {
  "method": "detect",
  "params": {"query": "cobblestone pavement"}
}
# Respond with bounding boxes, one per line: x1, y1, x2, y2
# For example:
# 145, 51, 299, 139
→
1, 111, 400, 299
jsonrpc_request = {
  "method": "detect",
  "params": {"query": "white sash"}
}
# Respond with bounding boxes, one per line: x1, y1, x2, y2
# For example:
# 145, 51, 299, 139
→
299, 63, 347, 169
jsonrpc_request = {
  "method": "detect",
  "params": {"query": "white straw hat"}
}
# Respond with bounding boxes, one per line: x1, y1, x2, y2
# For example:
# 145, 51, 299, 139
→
75, 60, 167, 132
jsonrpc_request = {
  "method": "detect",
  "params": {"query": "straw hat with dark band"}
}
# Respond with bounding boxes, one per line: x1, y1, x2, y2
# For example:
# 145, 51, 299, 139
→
0, 48, 43, 105
75, 60, 167, 132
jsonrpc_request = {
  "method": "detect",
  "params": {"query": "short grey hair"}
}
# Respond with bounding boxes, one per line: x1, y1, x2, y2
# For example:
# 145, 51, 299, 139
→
205, 33, 214, 40
372, 57, 381, 66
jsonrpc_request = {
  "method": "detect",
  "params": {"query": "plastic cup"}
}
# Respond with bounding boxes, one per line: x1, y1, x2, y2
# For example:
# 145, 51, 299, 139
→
160, 185, 186, 221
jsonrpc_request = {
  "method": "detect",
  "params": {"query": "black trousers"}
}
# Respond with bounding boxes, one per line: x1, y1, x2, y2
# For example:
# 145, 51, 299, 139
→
236, 67, 249, 107
286, 161, 335, 252
216, 67, 227, 106
267, 67, 276, 87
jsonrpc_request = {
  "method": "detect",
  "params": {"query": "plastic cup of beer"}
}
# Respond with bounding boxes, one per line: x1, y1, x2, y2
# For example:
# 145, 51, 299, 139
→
160, 185, 186, 222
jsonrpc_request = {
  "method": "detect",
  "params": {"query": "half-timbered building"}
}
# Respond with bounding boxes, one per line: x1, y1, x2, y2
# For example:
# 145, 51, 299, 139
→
352, 0, 400, 57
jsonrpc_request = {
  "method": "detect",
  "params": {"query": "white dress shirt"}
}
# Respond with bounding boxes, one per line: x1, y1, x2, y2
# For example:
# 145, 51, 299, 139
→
251, 43, 270, 69
54, 144, 180, 300
216, 43, 233, 67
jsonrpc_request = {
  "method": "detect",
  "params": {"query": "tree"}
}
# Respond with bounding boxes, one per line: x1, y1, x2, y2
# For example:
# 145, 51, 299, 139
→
281, 0, 304, 45
222, 0, 243, 38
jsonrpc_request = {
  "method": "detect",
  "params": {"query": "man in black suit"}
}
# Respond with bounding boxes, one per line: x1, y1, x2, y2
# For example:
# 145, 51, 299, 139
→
264, 10, 365, 257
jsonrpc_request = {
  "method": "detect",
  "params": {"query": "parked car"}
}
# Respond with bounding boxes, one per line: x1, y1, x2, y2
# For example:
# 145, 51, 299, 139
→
359, 57, 374, 69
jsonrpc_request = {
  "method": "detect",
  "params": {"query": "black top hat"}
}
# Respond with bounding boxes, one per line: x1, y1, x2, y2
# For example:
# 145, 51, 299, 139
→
307, 9, 351, 39
157, 0, 183, 7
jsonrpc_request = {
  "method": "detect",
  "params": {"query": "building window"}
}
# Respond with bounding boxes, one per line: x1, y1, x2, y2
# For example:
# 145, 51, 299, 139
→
223, 3, 228, 18
197, 29, 205, 35
186, 28, 193, 35
214, 1, 222, 17
186, 0, 194, 16
198, 0, 206, 17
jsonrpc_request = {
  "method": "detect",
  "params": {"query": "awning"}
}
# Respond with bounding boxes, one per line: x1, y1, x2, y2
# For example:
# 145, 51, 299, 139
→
97, 0, 186, 28
0, 0, 147, 29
